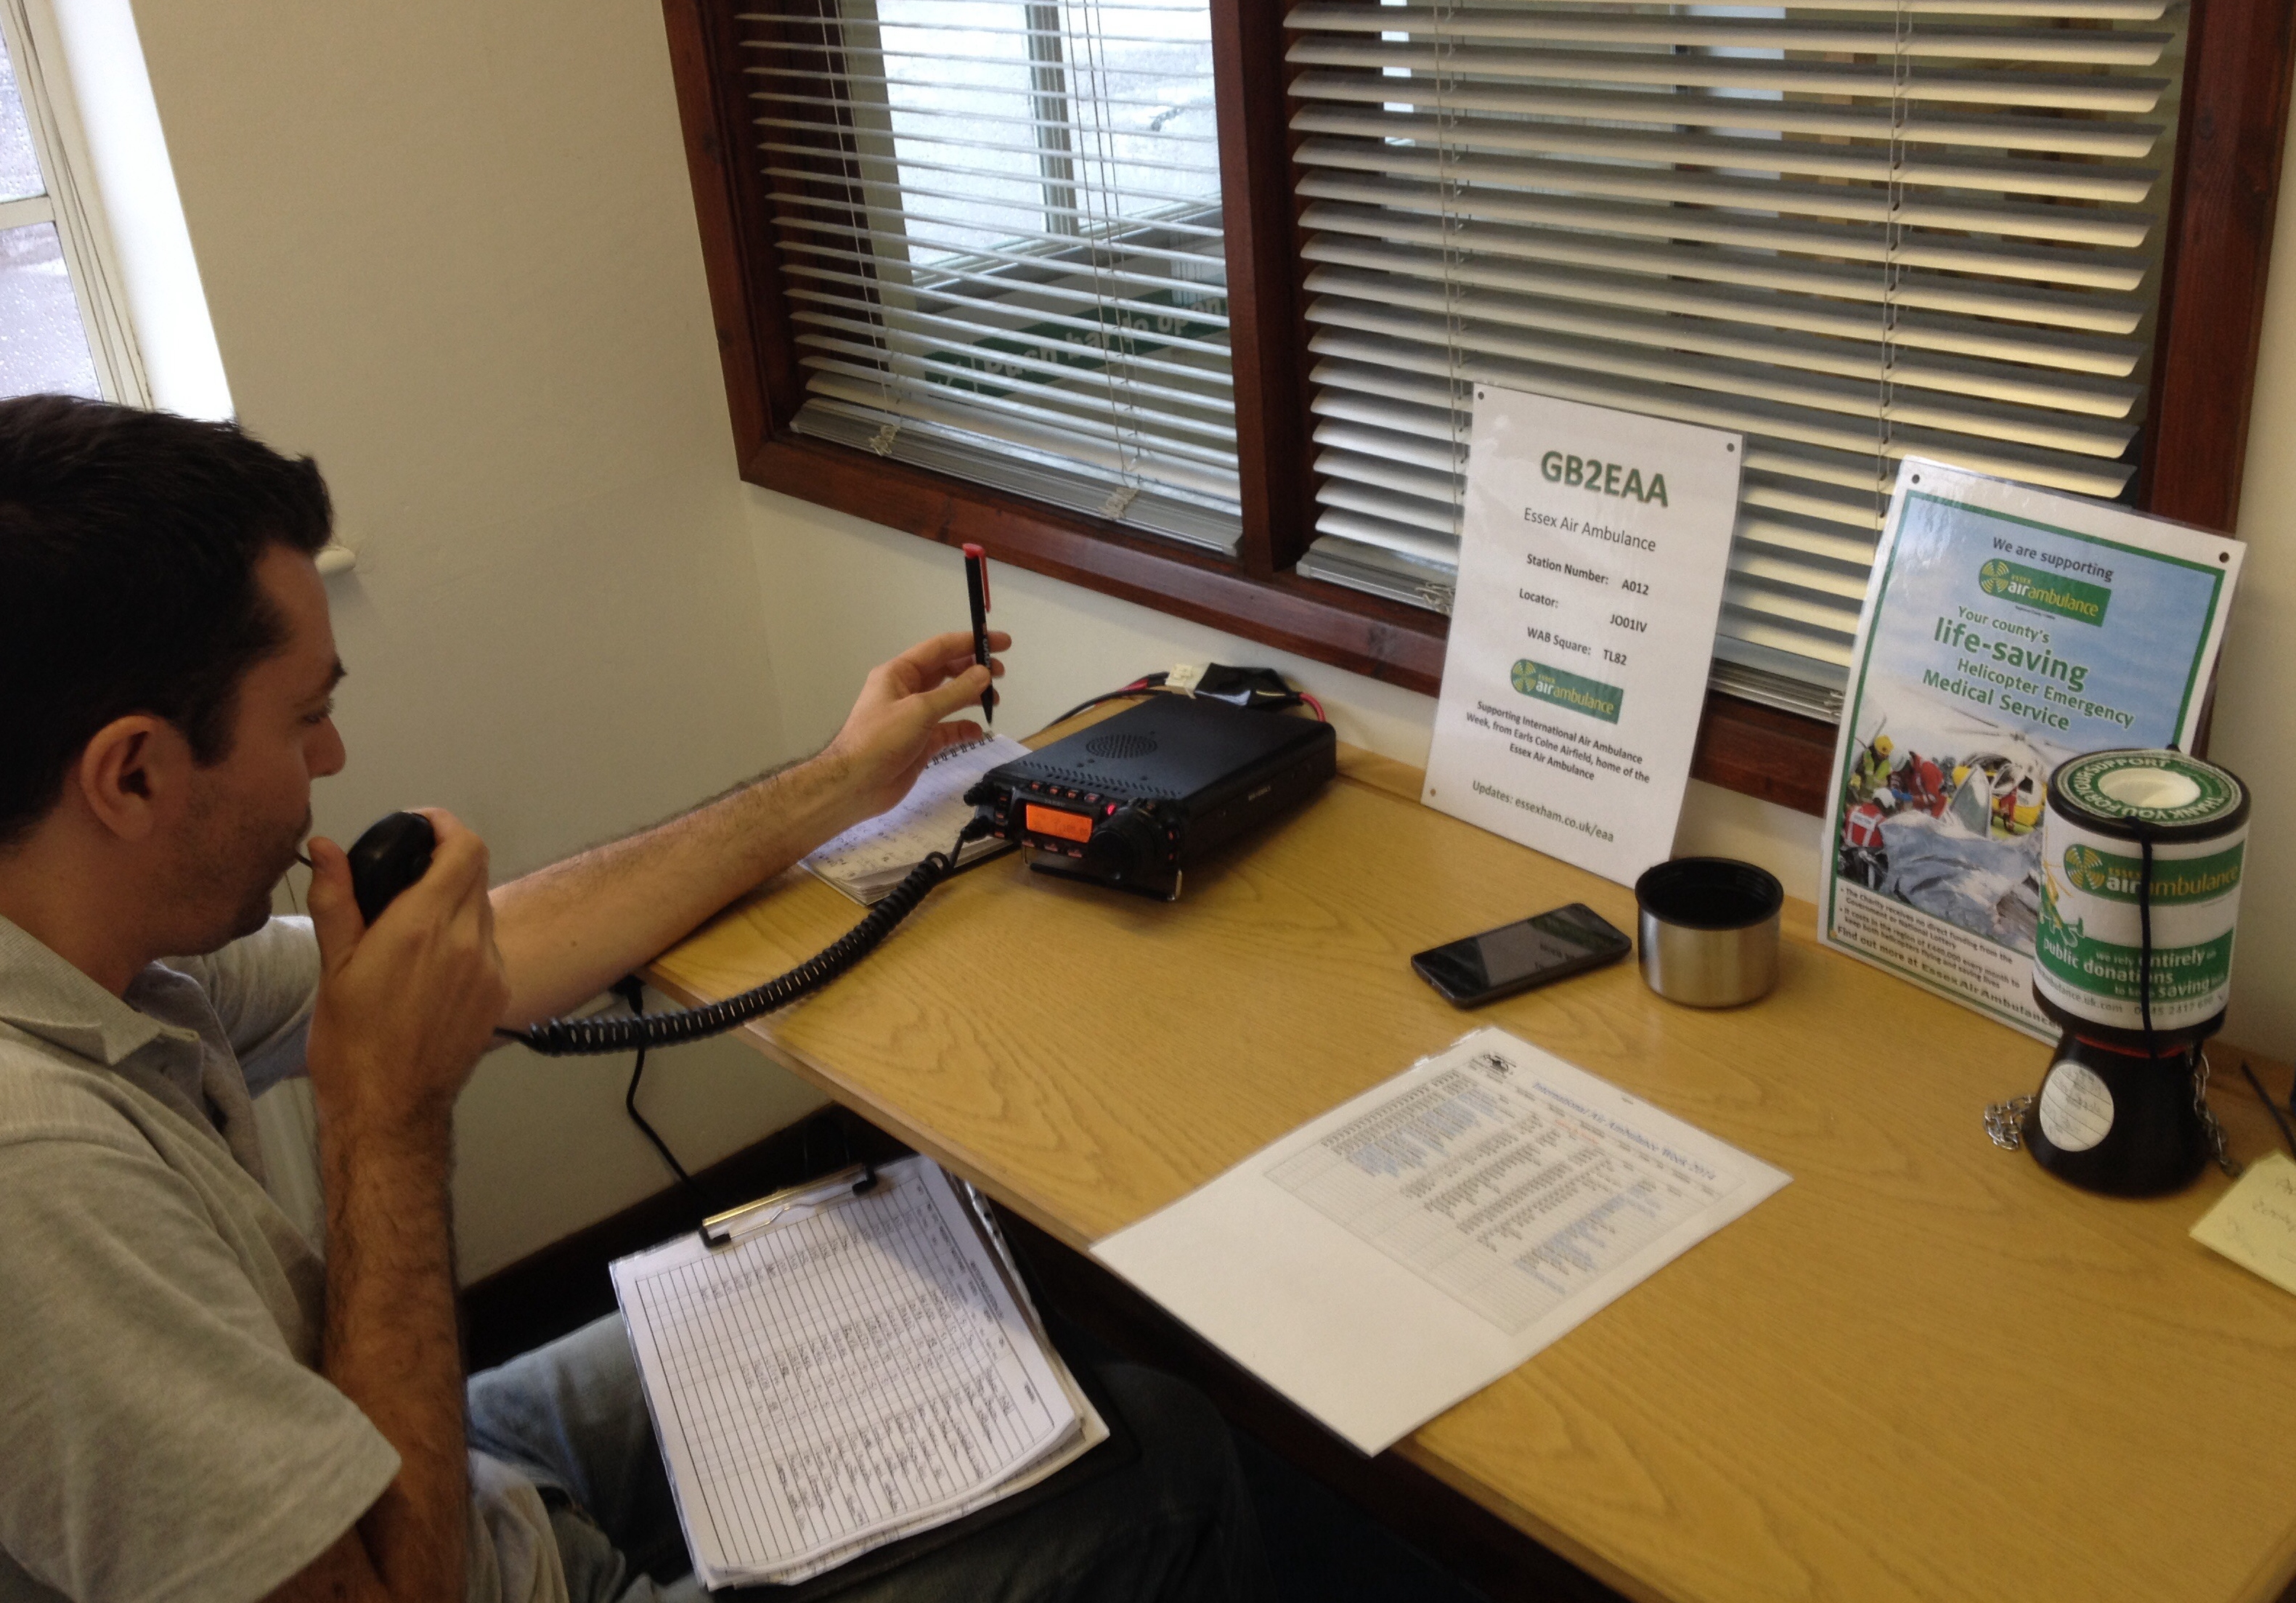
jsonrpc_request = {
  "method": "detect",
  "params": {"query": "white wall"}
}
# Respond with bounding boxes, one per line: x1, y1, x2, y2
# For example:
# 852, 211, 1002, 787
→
129, 0, 825, 1279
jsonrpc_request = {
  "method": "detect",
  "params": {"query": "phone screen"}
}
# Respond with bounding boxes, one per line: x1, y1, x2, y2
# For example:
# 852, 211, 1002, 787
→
1411, 903, 1632, 1006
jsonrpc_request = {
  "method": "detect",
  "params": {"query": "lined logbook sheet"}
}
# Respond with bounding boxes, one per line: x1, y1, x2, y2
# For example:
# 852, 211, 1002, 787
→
612, 1157, 1093, 1587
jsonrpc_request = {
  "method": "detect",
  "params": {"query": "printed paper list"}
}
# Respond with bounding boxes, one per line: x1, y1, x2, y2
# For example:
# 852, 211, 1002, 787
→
1269, 1048, 1738, 1333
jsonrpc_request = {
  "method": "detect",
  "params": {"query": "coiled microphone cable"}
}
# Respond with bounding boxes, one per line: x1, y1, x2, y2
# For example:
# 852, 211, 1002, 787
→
499, 817, 990, 1058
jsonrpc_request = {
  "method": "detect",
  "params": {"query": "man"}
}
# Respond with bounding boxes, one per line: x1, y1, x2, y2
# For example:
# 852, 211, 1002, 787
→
0, 397, 1269, 1602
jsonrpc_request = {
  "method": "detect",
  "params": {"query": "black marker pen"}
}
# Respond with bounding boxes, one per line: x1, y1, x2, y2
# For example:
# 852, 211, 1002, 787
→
962, 542, 993, 726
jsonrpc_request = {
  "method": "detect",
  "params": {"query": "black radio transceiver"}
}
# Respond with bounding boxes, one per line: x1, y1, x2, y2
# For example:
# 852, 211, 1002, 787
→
964, 695, 1337, 899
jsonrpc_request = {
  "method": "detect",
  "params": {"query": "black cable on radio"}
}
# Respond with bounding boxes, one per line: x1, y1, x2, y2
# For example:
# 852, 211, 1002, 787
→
500, 819, 988, 1058
1043, 675, 1170, 729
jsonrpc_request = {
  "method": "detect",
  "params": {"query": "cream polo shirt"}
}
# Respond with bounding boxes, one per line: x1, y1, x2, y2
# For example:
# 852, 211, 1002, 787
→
0, 915, 563, 1603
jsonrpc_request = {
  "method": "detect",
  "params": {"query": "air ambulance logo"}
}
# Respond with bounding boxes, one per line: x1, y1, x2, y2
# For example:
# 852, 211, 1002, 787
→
1979, 558, 2013, 593
2065, 843, 2113, 894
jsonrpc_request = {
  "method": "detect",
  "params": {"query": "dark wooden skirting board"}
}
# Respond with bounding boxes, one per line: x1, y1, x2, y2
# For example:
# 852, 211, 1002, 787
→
459, 1107, 1620, 1601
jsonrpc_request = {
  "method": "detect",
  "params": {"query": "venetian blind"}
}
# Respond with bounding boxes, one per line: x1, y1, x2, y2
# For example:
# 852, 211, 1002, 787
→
1286, 0, 2181, 718
750, 0, 1239, 551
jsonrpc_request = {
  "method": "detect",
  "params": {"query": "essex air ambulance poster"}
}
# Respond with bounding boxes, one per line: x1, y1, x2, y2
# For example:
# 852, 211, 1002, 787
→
1822, 460, 2243, 1039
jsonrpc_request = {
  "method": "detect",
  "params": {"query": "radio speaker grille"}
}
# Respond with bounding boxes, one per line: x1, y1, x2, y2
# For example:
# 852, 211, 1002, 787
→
1086, 733, 1158, 760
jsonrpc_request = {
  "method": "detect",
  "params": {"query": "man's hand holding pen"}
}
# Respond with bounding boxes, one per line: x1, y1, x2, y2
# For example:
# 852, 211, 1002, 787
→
821, 628, 1009, 824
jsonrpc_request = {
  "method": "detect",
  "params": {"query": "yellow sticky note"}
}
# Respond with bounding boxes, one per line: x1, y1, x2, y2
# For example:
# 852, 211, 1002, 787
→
2192, 1151, 2296, 1297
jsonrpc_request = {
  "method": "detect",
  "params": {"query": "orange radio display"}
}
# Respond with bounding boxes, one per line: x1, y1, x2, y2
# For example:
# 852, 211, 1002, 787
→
1023, 803, 1095, 844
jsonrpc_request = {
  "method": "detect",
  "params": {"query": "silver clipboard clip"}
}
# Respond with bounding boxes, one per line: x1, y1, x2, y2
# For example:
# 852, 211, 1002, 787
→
700, 1163, 887, 1249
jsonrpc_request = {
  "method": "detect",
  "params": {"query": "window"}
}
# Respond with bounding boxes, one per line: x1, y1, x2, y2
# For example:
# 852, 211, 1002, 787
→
0, 0, 142, 404
662, 0, 2292, 811
763, 0, 1239, 548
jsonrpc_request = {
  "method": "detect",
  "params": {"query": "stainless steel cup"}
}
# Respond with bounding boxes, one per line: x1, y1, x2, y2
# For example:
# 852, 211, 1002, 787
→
1633, 857, 1783, 1008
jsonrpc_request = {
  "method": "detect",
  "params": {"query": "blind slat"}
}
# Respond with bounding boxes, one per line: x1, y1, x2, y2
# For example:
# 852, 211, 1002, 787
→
1286, 4, 2167, 65
1738, 510, 1881, 568
757, 123, 1221, 179
1314, 446, 1460, 507
1297, 175, 2146, 291
745, 66, 1220, 117
1299, 204, 2144, 331
804, 370, 1241, 497
766, 169, 1226, 238
775, 207, 1226, 273
1310, 510, 1463, 569
1287, 71, 2162, 158
1739, 480, 1884, 540
1306, 342, 2135, 497
1305, 299, 2138, 456
1303, 268, 2139, 412
1717, 611, 1857, 669
746, 44, 1206, 78
1725, 579, 1865, 635
1304, 242, 2139, 372
779, 246, 1233, 330
752, 93, 1218, 144
773, 17, 1215, 47
1283, 40, 2166, 113
1310, 388, 1894, 499
785, 274, 1236, 366
794, 338, 1241, 456
764, 150, 1220, 212
1289, 107, 2156, 204
1316, 475, 1462, 537
1292, 139, 2152, 247
795, 328, 1233, 428
1312, 417, 1462, 476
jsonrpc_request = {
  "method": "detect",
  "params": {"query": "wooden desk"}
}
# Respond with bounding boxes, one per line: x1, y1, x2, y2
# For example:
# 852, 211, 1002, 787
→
651, 734, 2296, 1603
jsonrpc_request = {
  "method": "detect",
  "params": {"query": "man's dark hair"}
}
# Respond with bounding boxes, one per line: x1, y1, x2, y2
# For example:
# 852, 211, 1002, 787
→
0, 396, 333, 848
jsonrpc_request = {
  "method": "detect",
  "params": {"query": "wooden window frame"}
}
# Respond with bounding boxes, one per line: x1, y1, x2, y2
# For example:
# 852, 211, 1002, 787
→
660, 0, 2295, 816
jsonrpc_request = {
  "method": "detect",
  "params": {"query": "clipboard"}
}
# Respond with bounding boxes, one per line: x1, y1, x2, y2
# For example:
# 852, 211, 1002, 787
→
612, 1154, 1117, 1588
700, 1162, 885, 1248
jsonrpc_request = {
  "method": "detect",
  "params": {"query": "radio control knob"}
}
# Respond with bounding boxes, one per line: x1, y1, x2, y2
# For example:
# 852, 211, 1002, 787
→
1084, 804, 1160, 881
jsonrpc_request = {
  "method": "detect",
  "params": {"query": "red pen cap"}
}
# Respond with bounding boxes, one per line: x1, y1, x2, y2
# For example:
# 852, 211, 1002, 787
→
961, 542, 989, 609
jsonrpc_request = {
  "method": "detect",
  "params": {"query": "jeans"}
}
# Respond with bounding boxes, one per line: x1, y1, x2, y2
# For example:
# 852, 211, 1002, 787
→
465, 1313, 1272, 1603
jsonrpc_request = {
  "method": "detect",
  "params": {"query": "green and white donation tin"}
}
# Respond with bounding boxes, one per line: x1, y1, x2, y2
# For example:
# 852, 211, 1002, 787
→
2034, 750, 2249, 1037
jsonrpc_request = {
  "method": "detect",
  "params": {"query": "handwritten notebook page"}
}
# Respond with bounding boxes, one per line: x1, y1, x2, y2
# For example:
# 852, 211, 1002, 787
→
802, 735, 1027, 904
612, 1157, 1091, 1587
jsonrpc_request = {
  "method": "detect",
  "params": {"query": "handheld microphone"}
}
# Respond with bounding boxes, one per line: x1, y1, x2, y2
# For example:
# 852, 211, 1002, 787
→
345, 811, 436, 925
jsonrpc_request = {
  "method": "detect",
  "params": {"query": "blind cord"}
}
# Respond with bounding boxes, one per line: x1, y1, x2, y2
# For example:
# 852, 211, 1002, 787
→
1433, 0, 1467, 525
1875, 0, 1912, 522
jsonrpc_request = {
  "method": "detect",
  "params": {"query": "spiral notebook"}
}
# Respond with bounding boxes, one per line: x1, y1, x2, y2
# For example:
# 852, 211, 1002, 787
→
611, 1157, 1107, 1588
799, 735, 1026, 904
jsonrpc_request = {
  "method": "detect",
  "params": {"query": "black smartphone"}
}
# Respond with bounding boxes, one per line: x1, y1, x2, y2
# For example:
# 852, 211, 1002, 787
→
1411, 903, 1632, 1007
